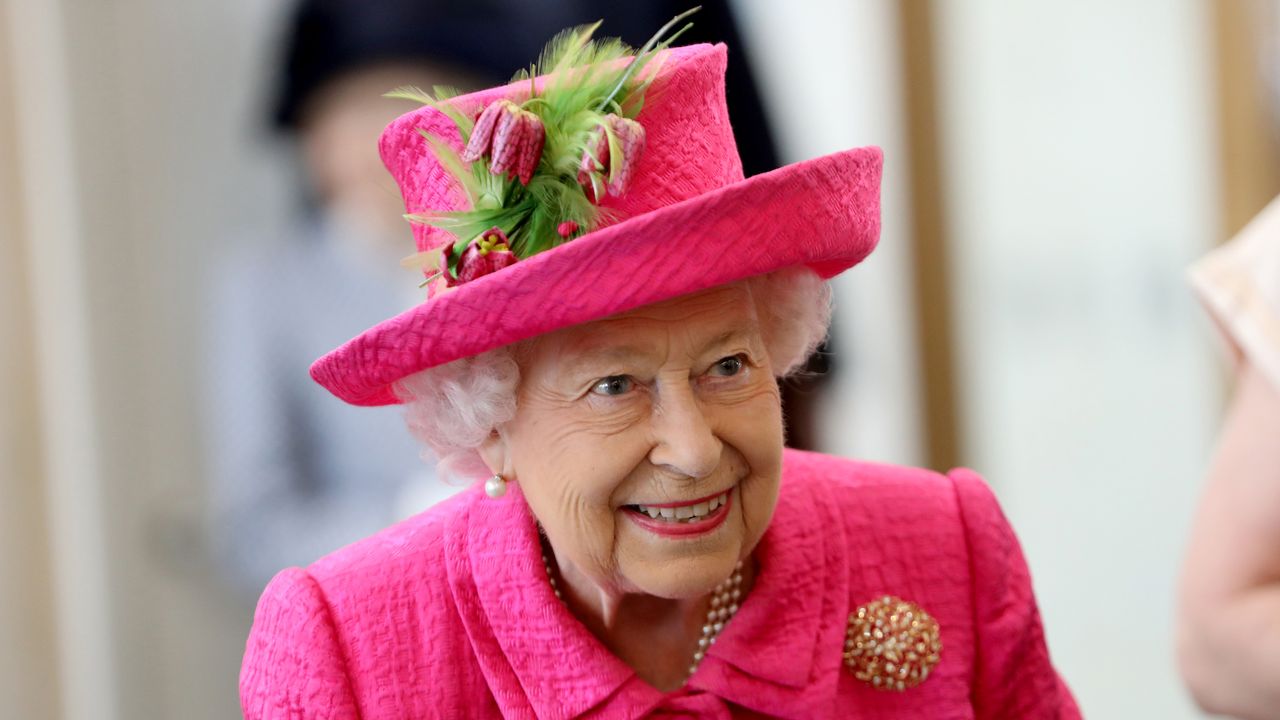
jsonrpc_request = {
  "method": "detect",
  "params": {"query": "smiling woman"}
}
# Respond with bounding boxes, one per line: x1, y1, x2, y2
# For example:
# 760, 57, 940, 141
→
471, 282, 793, 690
239, 15, 1080, 718
399, 273, 826, 655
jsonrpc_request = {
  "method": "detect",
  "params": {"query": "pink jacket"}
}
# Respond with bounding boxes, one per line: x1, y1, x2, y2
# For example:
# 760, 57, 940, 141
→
241, 450, 1081, 718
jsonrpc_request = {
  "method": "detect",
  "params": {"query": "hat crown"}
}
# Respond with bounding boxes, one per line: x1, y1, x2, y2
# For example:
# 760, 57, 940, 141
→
378, 43, 744, 255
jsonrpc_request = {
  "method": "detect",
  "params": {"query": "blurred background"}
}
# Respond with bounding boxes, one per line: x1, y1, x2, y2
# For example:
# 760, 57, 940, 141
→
1, 0, 1274, 718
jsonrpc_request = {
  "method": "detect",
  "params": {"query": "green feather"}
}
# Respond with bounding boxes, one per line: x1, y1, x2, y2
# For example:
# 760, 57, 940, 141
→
535, 20, 604, 78
390, 86, 476, 143
597, 7, 700, 112
384, 85, 435, 105
402, 7, 700, 261
432, 85, 464, 101
416, 130, 483, 206
603, 121, 623, 185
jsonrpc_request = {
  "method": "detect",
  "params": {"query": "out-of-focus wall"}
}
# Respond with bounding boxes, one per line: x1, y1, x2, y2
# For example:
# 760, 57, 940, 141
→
0, 4, 61, 717
733, 0, 926, 467
933, 1, 1219, 717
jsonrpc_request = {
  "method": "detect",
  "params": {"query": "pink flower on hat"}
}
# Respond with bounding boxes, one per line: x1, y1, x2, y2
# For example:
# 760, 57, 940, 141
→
577, 113, 647, 202
461, 100, 546, 185
442, 227, 518, 287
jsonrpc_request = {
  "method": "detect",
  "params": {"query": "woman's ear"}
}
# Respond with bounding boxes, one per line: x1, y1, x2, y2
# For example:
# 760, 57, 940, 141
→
477, 428, 512, 479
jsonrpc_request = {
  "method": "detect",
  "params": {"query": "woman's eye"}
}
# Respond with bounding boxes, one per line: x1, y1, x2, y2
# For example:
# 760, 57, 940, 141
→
591, 375, 634, 396
710, 355, 746, 377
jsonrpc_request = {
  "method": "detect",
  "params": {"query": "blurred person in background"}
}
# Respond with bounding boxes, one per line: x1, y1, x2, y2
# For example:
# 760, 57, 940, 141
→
205, 0, 787, 596
1178, 198, 1280, 719
204, 0, 489, 595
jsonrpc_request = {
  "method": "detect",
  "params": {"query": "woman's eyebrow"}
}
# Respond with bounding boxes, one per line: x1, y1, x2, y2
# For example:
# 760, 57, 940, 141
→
698, 324, 759, 355
558, 320, 759, 369
561, 343, 657, 370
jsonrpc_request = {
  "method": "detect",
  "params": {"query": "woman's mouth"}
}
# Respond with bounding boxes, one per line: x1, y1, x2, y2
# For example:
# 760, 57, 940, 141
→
622, 490, 732, 537
630, 491, 729, 521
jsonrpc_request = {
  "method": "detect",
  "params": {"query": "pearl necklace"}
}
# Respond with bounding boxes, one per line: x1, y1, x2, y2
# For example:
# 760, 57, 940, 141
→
540, 550, 745, 679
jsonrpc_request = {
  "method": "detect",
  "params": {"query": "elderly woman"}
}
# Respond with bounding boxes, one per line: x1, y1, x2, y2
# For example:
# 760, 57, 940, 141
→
240, 17, 1079, 719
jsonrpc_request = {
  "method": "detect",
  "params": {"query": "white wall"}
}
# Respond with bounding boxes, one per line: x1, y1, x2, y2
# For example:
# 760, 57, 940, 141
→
933, 1, 1219, 717
733, 0, 926, 467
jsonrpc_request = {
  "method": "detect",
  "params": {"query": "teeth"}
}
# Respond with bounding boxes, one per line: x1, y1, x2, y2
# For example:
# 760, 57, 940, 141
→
633, 491, 730, 523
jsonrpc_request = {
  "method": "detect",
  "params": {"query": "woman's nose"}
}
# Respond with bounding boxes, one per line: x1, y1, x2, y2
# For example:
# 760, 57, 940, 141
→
648, 382, 722, 479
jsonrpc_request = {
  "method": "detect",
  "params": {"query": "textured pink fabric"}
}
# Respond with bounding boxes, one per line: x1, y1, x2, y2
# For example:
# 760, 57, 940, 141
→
241, 451, 1081, 719
309, 44, 882, 406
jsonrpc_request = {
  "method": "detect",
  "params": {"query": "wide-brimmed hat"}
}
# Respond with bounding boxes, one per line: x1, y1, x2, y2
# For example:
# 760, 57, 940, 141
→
310, 26, 882, 407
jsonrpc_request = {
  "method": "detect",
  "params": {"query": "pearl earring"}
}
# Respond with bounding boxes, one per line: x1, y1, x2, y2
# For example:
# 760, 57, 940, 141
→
484, 473, 509, 499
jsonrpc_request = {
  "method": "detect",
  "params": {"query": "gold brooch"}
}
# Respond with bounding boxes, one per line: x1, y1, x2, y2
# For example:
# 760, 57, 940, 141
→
844, 595, 942, 691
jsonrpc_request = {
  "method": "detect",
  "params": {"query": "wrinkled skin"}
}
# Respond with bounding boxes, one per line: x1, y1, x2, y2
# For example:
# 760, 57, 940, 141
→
480, 283, 784, 689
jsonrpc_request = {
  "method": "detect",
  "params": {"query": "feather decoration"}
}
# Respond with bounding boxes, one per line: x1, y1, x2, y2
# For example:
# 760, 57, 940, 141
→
387, 86, 476, 143
391, 7, 701, 279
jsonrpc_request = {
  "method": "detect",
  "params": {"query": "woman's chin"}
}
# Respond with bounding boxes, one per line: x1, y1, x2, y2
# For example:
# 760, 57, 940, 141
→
621, 550, 744, 600
614, 500, 751, 598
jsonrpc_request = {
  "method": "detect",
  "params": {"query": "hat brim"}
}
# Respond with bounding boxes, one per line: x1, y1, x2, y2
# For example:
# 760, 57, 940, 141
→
311, 145, 883, 406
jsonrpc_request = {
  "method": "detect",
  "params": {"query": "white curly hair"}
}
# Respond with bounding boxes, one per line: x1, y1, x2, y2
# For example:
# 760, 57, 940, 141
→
395, 267, 833, 479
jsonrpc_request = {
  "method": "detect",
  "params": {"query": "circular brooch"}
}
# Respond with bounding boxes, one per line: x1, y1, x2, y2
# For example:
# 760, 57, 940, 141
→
844, 595, 942, 691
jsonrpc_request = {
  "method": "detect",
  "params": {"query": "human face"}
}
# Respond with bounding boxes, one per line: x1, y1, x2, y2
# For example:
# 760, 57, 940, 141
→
491, 284, 784, 600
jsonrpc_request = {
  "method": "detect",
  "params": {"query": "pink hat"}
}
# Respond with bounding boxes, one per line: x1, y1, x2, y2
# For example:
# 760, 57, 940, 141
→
310, 21, 882, 407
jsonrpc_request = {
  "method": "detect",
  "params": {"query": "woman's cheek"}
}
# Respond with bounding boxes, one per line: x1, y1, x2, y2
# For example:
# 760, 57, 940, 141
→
709, 380, 783, 439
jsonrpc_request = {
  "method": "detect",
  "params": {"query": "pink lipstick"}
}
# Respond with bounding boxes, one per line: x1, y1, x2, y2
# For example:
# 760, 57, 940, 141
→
624, 489, 733, 538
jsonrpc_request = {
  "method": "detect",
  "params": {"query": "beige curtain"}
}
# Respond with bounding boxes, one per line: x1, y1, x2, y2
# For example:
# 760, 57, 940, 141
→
2, 1, 118, 718
0, 3, 61, 715
1, 0, 286, 716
